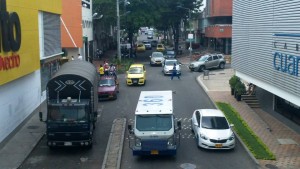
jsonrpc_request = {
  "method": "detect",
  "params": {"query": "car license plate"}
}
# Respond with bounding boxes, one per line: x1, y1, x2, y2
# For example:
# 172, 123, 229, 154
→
151, 150, 159, 155
64, 142, 72, 146
133, 80, 137, 83
215, 144, 222, 148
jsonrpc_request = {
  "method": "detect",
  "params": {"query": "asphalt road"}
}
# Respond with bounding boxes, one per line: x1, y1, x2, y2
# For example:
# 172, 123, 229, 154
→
19, 34, 258, 169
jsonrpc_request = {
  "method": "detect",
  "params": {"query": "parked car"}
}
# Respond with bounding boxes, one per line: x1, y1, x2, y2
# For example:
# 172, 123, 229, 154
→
126, 64, 146, 86
164, 50, 176, 59
98, 76, 119, 100
149, 51, 165, 66
136, 44, 146, 52
143, 41, 152, 50
188, 54, 226, 72
191, 109, 235, 150
162, 58, 181, 75
156, 43, 166, 52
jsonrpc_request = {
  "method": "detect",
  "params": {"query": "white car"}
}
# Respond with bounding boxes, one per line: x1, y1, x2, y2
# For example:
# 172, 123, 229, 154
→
162, 59, 181, 75
149, 52, 165, 66
191, 109, 235, 150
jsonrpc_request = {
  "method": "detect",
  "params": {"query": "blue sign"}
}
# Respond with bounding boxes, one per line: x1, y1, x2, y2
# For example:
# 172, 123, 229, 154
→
273, 52, 300, 76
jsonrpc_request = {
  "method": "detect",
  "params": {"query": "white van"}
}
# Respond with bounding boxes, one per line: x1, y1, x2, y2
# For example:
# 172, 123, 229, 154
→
128, 90, 181, 156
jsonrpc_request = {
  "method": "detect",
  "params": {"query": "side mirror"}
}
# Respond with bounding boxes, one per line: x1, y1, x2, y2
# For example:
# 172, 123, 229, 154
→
149, 55, 152, 58
193, 122, 198, 127
39, 112, 43, 122
128, 124, 133, 134
177, 121, 182, 130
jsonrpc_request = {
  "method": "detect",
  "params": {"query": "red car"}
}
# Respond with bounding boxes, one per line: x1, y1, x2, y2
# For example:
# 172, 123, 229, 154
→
98, 76, 119, 100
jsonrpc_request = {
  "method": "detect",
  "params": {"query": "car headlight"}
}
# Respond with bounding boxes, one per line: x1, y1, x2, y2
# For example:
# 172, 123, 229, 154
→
167, 136, 174, 146
200, 133, 208, 140
135, 138, 141, 147
228, 133, 235, 141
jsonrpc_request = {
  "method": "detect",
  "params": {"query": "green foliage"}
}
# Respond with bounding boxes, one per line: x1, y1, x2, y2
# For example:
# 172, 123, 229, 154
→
234, 81, 246, 95
229, 75, 240, 89
216, 102, 276, 160
110, 58, 134, 74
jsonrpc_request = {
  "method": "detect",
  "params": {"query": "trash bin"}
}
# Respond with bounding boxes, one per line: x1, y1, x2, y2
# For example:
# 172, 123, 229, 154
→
203, 70, 209, 80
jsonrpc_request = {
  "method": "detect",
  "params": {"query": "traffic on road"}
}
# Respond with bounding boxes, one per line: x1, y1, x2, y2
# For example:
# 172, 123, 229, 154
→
18, 32, 258, 169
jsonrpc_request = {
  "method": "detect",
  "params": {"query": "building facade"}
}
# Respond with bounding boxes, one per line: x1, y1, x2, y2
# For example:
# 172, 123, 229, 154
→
199, 0, 232, 54
232, 0, 300, 124
61, 0, 83, 60
0, 0, 62, 143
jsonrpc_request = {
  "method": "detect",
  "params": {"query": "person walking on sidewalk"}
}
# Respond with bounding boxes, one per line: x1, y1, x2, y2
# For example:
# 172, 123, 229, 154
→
171, 63, 180, 80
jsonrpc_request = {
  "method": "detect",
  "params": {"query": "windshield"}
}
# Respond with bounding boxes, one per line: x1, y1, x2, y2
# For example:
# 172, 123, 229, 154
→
99, 79, 115, 87
165, 60, 177, 66
152, 52, 163, 58
48, 106, 88, 122
198, 55, 208, 61
201, 116, 229, 129
128, 67, 143, 74
136, 114, 172, 131
166, 51, 175, 55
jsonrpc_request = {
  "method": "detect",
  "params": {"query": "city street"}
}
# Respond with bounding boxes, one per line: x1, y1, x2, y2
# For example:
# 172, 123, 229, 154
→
19, 34, 258, 169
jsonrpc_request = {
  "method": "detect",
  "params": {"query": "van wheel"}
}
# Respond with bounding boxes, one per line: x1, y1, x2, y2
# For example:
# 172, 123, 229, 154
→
198, 66, 205, 72
219, 62, 225, 69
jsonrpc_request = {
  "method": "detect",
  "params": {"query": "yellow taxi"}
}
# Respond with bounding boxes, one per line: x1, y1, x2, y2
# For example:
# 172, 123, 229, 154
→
126, 64, 146, 85
136, 44, 146, 52
156, 43, 165, 52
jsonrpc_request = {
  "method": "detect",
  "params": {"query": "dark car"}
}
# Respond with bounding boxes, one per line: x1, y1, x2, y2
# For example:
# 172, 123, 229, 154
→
143, 41, 152, 50
98, 76, 119, 100
164, 50, 176, 58
151, 40, 158, 47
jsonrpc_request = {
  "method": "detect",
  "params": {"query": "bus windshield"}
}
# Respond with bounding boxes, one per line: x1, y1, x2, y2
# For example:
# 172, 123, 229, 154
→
48, 106, 88, 122
136, 114, 172, 131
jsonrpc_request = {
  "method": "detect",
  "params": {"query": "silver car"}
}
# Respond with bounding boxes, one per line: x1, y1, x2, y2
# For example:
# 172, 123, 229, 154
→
162, 59, 181, 75
150, 52, 165, 66
189, 54, 226, 72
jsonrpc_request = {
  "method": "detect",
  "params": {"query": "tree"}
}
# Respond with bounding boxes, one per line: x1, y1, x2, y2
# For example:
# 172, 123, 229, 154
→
93, 0, 204, 55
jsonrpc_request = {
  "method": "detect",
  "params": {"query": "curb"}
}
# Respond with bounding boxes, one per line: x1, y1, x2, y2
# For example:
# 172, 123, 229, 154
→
196, 76, 261, 168
101, 118, 126, 169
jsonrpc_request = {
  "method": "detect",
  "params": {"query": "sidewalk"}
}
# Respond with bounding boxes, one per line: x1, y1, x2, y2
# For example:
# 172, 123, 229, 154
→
193, 67, 300, 169
0, 51, 299, 169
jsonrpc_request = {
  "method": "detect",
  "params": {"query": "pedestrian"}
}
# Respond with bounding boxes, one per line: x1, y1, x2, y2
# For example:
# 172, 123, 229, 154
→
104, 60, 110, 76
109, 64, 117, 79
171, 63, 180, 80
78, 53, 83, 60
99, 64, 104, 77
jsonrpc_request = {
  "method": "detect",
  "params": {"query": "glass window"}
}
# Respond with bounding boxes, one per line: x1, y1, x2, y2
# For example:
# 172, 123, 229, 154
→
48, 106, 87, 122
128, 67, 143, 74
213, 55, 219, 60
136, 115, 172, 131
99, 79, 115, 86
201, 116, 229, 129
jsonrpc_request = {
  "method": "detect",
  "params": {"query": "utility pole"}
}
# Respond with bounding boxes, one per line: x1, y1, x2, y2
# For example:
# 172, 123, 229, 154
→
116, 0, 121, 61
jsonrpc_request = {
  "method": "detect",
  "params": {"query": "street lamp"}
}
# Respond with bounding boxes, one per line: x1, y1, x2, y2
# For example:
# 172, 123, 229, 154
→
177, 6, 193, 62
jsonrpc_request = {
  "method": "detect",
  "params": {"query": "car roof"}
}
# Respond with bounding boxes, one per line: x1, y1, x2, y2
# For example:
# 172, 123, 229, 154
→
100, 76, 115, 80
198, 109, 225, 117
165, 58, 178, 61
130, 64, 144, 68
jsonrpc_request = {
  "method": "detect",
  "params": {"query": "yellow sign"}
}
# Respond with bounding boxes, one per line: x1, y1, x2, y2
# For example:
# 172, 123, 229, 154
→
0, 0, 61, 85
